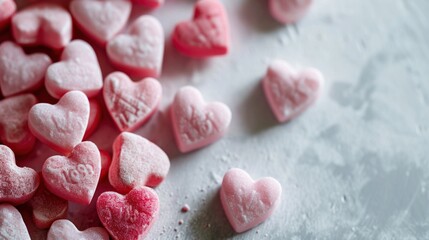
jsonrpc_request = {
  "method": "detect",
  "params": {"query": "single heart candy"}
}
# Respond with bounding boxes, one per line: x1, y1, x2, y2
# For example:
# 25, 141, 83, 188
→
109, 132, 170, 194
42, 141, 101, 205
45, 40, 103, 99
269, 0, 313, 24
171, 86, 231, 153
83, 99, 102, 140
70, 0, 132, 45
132, 0, 164, 8
0, 204, 31, 240
220, 168, 282, 233
47, 219, 109, 240
107, 15, 164, 78
0, 0, 16, 30
262, 59, 323, 122
172, 0, 230, 57
28, 90, 90, 154
0, 41, 52, 97
97, 186, 159, 240
103, 72, 162, 132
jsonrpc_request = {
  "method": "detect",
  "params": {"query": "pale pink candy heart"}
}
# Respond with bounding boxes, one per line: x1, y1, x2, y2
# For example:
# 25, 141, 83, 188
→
220, 168, 282, 233
42, 141, 101, 205
103, 72, 162, 132
132, 0, 164, 8
172, 0, 230, 58
269, 0, 313, 24
0, 204, 31, 240
0, 145, 40, 205
45, 40, 103, 99
107, 15, 164, 78
12, 3, 72, 49
70, 0, 132, 45
109, 132, 170, 194
171, 86, 231, 153
28, 91, 90, 154
0, 41, 52, 97
0, 0, 16, 30
47, 219, 109, 240
262, 59, 323, 122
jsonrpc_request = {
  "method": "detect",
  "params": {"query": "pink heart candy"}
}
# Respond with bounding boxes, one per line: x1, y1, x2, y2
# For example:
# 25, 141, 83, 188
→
132, 0, 164, 8
172, 0, 230, 57
0, 94, 37, 155
70, 0, 132, 45
0, 145, 40, 205
220, 168, 282, 233
103, 72, 162, 132
47, 219, 109, 240
262, 60, 323, 122
12, 3, 72, 49
97, 186, 159, 240
0, 204, 31, 240
0, 41, 52, 97
171, 86, 231, 153
109, 132, 170, 194
42, 141, 101, 205
28, 91, 90, 154
269, 0, 313, 24
83, 99, 102, 140
107, 15, 164, 78
45, 40, 103, 99
0, 0, 16, 30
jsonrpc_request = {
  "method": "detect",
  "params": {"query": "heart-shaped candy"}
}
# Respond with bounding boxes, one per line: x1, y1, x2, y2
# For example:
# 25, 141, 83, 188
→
45, 40, 103, 99
0, 0, 16, 30
103, 72, 162, 132
0, 204, 31, 240
12, 3, 72, 49
109, 132, 170, 193
47, 219, 109, 240
0, 41, 52, 97
28, 91, 90, 154
172, 0, 230, 57
171, 86, 231, 153
107, 15, 164, 78
220, 168, 282, 233
42, 141, 101, 205
97, 186, 159, 240
83, 99, 102, 140
0, 145, 40, 205
70, 0, 132, 45
269, 0, 313, 24
262, 60, 323, 122
132, 0, 164, 8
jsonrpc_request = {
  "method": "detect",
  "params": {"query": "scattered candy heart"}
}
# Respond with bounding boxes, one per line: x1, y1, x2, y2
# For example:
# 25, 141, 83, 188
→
0, 204, 31, 240
269, 0, 313, 24
47, 219, 109, 240
0, 0, 16, 30
83, 99, 102, 140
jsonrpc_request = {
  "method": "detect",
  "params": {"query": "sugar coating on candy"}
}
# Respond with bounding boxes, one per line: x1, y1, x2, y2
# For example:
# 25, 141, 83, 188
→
0, 0, 16, 30
12, 3, 72, 49
0, 145, 40, 205
109, 132, 170, 194
171, 86, 231, 153
103, 72, 162, 132
0, 41, 51, 97
0, 94, 37, 155
28, 91, 90, 154
47, 219, 109, 240
83, 99, 102, 140
0, 204, 31, 240
42, 141, 101, 205
269, 0, 313, 24
220, 168, 282, 233
45, 40, 103, 99
97, 187, 159, 240
262, 59, 323, 122
70, 0, 132, 45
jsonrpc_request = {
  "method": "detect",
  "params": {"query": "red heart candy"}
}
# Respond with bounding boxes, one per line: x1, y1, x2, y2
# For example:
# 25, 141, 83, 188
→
0, 0, 16, 30
47, 219, 109, 240
0, 204, 31, 240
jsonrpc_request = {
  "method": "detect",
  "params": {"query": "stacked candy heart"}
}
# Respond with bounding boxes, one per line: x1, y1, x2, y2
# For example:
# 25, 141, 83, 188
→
0, 0, 323, 239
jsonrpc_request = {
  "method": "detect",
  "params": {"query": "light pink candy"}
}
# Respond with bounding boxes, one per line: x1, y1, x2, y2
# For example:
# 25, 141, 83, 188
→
220, 168, 282, 233
171, 86, 231, 153
269, 0, 313, 24
0, 0, 16, 30
47, 219, 109, 240
0, 204, 31, 240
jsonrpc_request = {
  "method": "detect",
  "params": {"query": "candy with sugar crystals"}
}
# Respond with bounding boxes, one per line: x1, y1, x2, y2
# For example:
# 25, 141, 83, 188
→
103, 72, 162, 132
0, 0, 16, 30
269, 0, 313, 24
47, 219, 109, 240
109, 132, 170, 193
262, 59, 323, 122
220, 168, 282, 233
171, 86, 231, 153
0, 94, 37, 155
132, 0, 164, 8
70, 0, 132, 45
99, 149, 112, 180
0, 41, 52, 97
97, 186, 159, 240
0, 204, 31, 240
172, 0, 230, 57
0, 145, 40, 205
42, 141, 101, 205
45, 40, 103, 99
107, 15, 164, 78
83, 99, 102, 140
12, 3, 72, 49
28, 91, 90, 154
